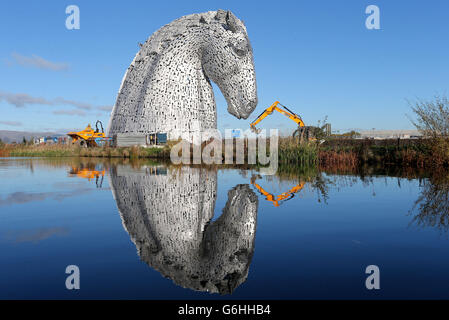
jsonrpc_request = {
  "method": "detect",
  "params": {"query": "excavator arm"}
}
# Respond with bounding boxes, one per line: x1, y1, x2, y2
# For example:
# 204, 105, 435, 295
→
250, 101, 305, 133
250, 175, 305, 207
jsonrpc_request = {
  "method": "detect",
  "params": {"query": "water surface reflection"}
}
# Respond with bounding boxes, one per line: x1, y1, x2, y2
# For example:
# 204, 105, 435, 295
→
409, 173, 449, 233
109, 165, 258, 294
3, 158, 449, 298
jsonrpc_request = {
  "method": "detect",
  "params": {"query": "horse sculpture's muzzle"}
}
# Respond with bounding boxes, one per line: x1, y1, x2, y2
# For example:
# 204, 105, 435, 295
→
241, 99, 258, 119
229, 99, 258, 120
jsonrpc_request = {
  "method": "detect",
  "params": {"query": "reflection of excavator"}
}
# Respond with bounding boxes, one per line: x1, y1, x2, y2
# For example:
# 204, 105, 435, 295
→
68, 165, 105, 188
250, 101, 305, 136
250, 175, 305, 207
67, 120, 108, 147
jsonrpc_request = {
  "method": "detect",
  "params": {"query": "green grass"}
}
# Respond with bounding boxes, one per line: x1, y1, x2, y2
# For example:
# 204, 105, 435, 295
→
278, 137, 318, 166
3, 144, 171, 159
2, 137, 447, 169
8, 144, 79, 157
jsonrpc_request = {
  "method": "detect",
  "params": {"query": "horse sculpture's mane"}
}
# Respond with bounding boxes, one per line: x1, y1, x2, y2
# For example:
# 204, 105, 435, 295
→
141, 12, 217, 56
107, 10, 257, 142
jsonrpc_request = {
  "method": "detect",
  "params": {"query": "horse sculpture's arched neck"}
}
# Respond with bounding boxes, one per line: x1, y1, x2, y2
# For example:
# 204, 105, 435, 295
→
107, 10, 257, 142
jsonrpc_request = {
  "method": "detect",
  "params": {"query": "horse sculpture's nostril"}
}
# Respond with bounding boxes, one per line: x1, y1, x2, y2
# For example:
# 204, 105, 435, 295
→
246, 100, 257, 113
237, 101, 257, 120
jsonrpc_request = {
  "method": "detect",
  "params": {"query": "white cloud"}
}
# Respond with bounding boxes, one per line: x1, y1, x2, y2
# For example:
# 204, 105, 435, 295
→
0, 121, 22, 127
97, 105, 113, 112
54, 97, 92, 110
53, 109, 86, 116
0, 91, 52, 107
0, 90, 112, 120
0, 91, 97, 110
11, 53, 69, 71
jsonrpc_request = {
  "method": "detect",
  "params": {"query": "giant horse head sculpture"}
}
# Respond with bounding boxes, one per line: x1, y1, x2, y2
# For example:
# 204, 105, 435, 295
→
108, 10, 257, 141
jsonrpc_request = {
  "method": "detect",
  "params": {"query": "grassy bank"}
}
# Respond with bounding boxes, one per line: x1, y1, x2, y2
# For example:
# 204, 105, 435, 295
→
278, 137, 429, 168
318, 138, 440, 168
278, 137, 319, 166
0, 144, 170, 159
277, 137, 448, 169
1, 137, 447, 168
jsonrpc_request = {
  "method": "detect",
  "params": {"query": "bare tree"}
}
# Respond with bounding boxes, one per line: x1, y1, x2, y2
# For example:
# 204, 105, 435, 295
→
408, 95, 449, 138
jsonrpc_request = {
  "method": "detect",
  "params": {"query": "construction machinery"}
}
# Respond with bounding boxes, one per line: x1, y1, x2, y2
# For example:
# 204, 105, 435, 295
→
67, 120, 110, 147
250, 175, 305, 207
249, 101, 323, 141
250, 101, 305, 135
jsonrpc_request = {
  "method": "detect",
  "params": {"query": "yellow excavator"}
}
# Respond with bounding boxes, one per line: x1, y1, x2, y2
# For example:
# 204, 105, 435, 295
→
67, 120, 107, 147
250, 175, 305, 207
250, 101, 305, 136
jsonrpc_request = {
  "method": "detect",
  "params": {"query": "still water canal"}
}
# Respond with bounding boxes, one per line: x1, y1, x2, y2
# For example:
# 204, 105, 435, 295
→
1, 158, 448, 299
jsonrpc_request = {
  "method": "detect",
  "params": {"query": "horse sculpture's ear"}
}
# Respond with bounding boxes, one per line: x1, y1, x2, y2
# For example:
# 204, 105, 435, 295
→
225, 11, 241, 33
215, 9, 227, 21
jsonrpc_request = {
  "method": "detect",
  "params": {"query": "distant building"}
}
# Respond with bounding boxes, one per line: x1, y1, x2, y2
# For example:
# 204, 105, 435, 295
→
34, 136, 67, 145
359, 130, 422, 139
44, 136, 58, 144
34, 137, 45, 144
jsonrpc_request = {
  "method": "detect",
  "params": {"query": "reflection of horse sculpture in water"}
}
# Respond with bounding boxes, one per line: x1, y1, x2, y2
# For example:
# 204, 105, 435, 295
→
109, 165, 258, 294
108, 10, 258, 141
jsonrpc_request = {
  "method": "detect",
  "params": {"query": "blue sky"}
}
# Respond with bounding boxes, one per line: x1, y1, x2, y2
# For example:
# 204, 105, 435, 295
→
0, 0, 448, 134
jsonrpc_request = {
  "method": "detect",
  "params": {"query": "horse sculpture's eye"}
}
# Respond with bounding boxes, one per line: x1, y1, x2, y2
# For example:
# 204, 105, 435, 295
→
230, 42, 247, 57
